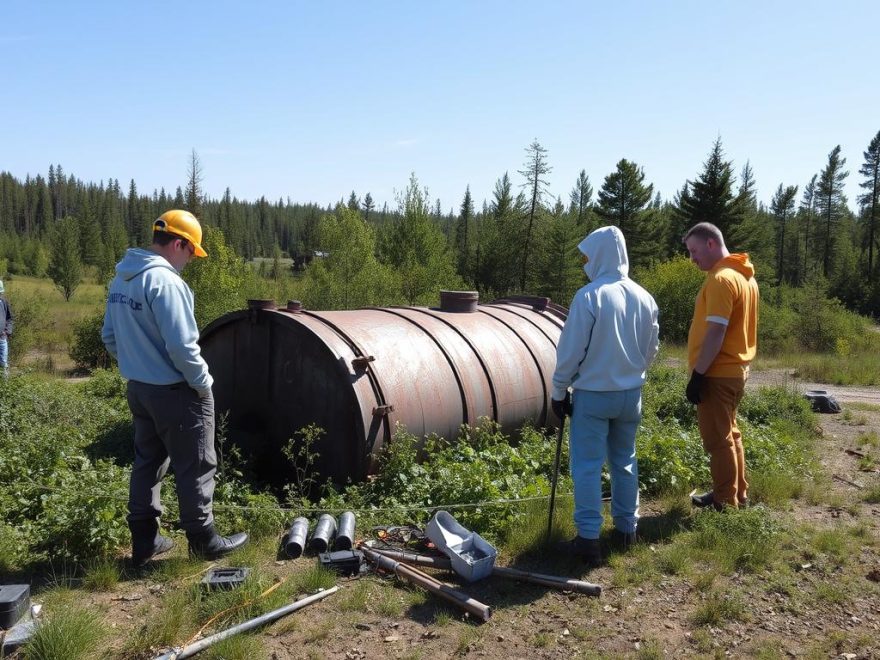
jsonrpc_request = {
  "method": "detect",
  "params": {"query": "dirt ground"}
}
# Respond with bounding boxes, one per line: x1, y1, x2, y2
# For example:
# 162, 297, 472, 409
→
13, 369, 880, 659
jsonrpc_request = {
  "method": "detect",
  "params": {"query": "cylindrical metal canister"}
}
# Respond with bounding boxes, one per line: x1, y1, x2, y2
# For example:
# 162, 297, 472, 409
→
309, 513, 337, 553
334, 511, 356, 551
283, 517, 310, 559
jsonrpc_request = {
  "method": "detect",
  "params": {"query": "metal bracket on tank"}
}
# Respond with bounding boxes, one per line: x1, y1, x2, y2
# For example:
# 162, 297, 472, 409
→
351, 355, 376, 371
372, 404, 394, 416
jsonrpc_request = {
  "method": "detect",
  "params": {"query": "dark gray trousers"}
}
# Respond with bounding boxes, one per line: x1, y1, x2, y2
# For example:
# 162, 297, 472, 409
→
126, 380, 216, 533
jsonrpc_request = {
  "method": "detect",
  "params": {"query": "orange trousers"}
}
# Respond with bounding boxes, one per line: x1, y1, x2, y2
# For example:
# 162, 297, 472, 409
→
696, 374, 748, 507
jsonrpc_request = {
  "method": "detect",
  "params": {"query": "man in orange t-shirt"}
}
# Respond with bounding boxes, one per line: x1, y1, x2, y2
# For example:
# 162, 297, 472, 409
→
684, 222, 759, 510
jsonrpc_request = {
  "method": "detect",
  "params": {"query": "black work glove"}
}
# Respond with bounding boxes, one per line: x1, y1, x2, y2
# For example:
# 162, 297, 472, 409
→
686, 370, 705, 405
551, 392, 573, 420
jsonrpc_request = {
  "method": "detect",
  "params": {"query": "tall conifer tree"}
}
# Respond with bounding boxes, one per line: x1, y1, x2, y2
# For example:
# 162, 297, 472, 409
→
858, 130, 880, 280
815, 145, 849, 277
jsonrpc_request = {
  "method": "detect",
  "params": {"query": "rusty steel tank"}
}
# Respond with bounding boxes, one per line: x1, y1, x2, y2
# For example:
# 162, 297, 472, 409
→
199, 291, 568, 485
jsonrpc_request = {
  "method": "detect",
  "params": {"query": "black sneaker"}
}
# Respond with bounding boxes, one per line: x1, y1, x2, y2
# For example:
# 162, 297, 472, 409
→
555, 536, 602, 566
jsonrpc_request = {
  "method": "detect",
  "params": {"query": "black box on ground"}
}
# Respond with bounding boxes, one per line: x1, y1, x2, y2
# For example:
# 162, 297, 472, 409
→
318, 550, 364, 576
0, 584, 30, 629
200, 567, 250, 591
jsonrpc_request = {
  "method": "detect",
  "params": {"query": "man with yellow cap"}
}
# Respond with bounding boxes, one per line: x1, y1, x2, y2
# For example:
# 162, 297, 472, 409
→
102, 210, 247, 566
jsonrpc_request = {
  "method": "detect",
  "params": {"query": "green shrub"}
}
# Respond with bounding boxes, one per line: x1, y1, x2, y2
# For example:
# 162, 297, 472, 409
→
69, 310, 111, 371
2, 288, 52, 365
637, 256, 704, 343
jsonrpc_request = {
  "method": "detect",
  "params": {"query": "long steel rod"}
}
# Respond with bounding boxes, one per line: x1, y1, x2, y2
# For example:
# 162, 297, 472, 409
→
154, 586, 339, 660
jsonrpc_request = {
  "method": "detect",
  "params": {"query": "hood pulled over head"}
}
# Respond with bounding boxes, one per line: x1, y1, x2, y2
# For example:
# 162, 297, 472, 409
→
578, 225, 629, 281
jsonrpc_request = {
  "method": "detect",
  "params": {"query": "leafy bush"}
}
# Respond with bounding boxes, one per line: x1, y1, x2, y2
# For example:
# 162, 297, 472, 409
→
69, 310, 111, 371
1, 288, 53, 365
637, 256, 704, 343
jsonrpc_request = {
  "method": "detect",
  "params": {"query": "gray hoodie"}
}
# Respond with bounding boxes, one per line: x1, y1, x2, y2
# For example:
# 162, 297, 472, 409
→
552, 226, 659, 398
102, 248, 212, 394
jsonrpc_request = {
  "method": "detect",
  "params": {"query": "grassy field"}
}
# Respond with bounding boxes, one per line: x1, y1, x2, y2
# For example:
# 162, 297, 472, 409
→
4, 274, 106, 373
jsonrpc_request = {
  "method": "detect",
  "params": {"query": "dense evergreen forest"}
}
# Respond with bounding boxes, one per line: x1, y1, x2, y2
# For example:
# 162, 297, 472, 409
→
2, 133, 879, 317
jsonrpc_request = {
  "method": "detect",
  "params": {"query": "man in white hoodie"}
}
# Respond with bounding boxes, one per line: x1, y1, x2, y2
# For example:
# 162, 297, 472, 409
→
551, 226, 659, 565
102, 210, 247, 566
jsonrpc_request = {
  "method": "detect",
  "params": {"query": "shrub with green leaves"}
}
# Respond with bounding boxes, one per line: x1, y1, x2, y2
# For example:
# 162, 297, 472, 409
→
69, 310, 112, 371
637, 256, 704, 343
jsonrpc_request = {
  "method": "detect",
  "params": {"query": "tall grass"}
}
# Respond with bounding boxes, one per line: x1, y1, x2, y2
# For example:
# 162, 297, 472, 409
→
23, 607, 104, 660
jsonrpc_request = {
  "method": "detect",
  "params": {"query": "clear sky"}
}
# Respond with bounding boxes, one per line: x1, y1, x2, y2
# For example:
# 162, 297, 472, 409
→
2, 1, 877, 215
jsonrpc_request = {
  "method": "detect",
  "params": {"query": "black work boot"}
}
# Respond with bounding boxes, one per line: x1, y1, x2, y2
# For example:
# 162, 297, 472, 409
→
129, 519, 174, 568
187, 525, 249, 560
612, 529, 638, 550
691, 491, 724, 511
555, 535, 602, 567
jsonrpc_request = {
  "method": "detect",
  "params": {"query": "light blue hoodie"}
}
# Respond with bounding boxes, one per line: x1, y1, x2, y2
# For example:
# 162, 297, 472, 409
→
102, 248, 212, 394
552, 226, 659, 399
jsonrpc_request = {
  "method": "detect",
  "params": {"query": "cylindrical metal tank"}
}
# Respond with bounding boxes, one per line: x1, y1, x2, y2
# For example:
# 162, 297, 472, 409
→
199, 292, 567, 485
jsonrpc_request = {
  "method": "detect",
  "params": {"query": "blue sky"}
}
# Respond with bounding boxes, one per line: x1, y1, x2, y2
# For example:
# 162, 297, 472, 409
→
1, 1, 877, 214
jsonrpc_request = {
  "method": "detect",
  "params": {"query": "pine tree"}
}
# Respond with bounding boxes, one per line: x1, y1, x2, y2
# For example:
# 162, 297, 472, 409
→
595, 159, 654, 267
47, 216, 83, 301
815, 145, 849, 277
535, 203, 583, 304
677, 138, 741, 238
770, 184, 798, 284
77, 195, 102, 266
569, 169, 593, 228
517, 140, 552, 290
454, 186, 474, 283
363, 193, 375, 223
347, 191, 360, 213
858, 130, 880, 280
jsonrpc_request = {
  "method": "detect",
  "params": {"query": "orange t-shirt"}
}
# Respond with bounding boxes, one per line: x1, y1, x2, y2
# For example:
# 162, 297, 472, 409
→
687, 254, 759, 377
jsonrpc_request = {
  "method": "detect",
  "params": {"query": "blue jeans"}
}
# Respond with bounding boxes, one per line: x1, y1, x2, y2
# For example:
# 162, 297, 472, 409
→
0, 337, 7, 377
569, 388, 642, 539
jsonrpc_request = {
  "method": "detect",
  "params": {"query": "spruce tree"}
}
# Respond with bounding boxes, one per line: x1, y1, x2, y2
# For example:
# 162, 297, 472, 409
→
517, 140, 552, 290
595, 159, 654, 267
569, 169, 593, 228
363, 193, 375, 223
47, 216, 83, 301
770, 184, 798, 284
677, 138, 741, 238
858, 130, 880, 280
185, 149, 204, 218
454, 186, 474, 283
815, 145, 849, 277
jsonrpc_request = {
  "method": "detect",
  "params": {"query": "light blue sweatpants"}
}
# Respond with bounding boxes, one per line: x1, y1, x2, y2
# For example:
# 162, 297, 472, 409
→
569, 387, 642, 539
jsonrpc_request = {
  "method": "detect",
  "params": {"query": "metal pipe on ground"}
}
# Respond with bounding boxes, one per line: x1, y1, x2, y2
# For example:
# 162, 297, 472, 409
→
369, 547, 601, 597
284, 517, 310, 558
334, 511, 356, 551
309, 513, 337, 553
153, 587, 339, 660
360, 547, 491, 622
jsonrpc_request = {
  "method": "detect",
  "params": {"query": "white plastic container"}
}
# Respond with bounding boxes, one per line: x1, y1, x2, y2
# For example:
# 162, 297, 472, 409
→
425, 510, 497, 582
